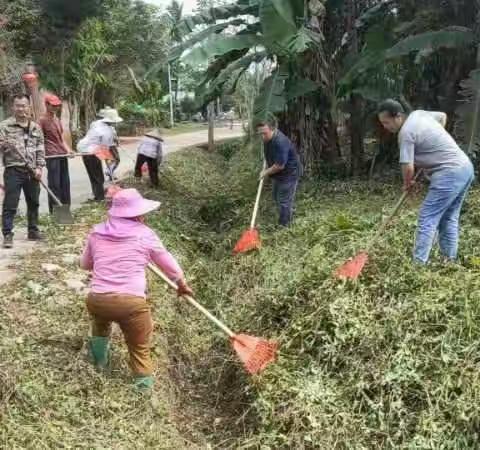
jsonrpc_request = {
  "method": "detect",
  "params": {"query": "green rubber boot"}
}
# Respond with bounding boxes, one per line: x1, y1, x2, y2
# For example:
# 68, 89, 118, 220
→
89, 336, 110, 369
133, 375, 155, 391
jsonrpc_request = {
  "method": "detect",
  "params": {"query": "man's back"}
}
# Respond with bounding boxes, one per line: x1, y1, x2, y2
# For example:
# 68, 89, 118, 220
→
77, 120, 114, 153
399, 110, 470, 173
138, 136, 161, 159
264, 130, 299, 181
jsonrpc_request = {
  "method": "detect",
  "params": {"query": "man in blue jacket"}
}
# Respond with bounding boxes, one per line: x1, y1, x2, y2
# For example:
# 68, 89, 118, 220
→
258, 120, 301, 226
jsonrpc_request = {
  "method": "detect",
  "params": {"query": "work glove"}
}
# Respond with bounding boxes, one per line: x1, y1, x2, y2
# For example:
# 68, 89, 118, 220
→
177, 278, 193, 297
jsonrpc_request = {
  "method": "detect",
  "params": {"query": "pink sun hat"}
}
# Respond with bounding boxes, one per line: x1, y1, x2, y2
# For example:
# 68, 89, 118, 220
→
108, 188, 161, 218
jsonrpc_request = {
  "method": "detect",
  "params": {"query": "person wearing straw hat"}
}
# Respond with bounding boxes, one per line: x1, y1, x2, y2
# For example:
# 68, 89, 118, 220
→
134, 128, 163, 187
40, 93, 74, 214
77, 107, 123, 201
98, 107, 122, 182
80, 188, 193, 390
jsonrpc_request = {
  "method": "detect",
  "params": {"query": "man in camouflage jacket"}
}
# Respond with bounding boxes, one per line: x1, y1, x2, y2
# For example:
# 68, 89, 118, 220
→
0, 94, 45, 248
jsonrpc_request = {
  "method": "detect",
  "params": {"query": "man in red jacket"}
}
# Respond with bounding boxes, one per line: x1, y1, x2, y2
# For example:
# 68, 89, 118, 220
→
39, 94, 73, 214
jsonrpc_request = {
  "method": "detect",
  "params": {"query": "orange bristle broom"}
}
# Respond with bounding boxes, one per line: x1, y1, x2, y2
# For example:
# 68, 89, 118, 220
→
233, 163, 266, 255
92, 145, 115, 161
335, 171, 423, 280
148, 264, 278, 375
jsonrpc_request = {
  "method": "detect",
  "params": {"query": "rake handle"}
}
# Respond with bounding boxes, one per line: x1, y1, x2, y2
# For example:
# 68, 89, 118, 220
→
366, 170, 423, 253
250, 158, 267, 229
45, 153, 82, 159
38, 178, 63, 207
147, 263, 235, 338
250, 176, 265, 229
11, 145, 64, 206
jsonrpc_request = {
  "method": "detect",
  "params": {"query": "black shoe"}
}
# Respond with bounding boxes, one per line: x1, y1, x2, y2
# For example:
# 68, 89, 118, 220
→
3, 233, 13, 249
27, 230, 44, 241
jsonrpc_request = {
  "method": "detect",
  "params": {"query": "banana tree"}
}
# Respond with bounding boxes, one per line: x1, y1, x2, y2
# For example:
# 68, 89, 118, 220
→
455, 2, 480, 159
336, 0, 478, 171
169, 0, 335, 173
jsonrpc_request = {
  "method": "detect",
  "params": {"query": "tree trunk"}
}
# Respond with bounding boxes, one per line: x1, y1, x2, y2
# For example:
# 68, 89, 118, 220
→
279, 46, 341, 176
346, 0, 365, 176
208, 102, 215, 152
279, 97, 340, 176
350, 94, 365, 176
69, 97, 80, 147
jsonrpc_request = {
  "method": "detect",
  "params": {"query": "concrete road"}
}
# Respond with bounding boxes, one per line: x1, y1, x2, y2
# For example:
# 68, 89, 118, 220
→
2, 125, 243, 214
0, 125, 243, 284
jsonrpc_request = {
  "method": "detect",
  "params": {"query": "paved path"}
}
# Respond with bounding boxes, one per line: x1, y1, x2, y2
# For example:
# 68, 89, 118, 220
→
0, 126, 243, 284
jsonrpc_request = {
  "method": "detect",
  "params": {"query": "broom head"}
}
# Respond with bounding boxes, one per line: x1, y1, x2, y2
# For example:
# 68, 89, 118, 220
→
94, 146, 114, 161
231, 334, 279, 375
233, 228, 261, 254
335, 251, 369, 280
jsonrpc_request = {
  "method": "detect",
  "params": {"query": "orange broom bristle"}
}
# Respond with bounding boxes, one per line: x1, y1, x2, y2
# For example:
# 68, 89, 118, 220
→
94, 146, 114, 161
334, 252, 369, 280
233, 228, 261, 254
231, 334, 278, 375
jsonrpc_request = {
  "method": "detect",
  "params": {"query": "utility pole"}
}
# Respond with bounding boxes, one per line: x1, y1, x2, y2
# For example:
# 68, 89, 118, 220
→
208, 101, 215, 152
168, 63, 175, 128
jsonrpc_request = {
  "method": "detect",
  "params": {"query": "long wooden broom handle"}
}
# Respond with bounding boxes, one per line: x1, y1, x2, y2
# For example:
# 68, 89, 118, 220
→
147, 263, 235, 338
250, 158, 267, 229
366, 170, 423, 252
250, 176, 265, 229
38, 178, 63, 206
11, 144, 64, 206
45, 154, 82, 159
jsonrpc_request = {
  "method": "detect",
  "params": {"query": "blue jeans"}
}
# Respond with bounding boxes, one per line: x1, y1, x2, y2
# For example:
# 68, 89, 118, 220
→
415, 163, 474, 264
272, 178, 298, 227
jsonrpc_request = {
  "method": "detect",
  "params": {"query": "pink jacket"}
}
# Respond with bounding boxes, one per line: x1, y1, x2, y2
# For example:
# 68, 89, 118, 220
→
80, 217, 183, 298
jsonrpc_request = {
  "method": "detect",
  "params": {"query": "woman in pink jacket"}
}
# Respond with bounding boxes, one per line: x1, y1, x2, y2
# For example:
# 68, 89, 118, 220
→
80, 188, 192, 390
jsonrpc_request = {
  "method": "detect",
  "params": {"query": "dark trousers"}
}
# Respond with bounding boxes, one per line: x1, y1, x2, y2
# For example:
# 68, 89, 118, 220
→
272, 178, 298, 227
2, 167, 40, 236
134, 154, 159, 186
82, 155, 104, 201
46, 158, 71, 213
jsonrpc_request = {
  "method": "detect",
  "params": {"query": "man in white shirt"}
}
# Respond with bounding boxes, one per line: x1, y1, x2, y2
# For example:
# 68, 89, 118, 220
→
134, 129, 163, 187
378, 99, 474, 264
77, 108, 123, 201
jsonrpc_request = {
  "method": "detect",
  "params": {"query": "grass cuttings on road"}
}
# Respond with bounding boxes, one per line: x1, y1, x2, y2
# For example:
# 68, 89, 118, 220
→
3, 138, 480, 448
